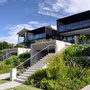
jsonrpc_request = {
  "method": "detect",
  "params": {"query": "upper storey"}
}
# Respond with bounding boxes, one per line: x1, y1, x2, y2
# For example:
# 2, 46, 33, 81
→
57, 10, 90, 33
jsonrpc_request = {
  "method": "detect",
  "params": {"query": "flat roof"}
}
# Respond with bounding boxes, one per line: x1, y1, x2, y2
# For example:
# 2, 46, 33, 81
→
17, 25, 57, 35
17, 28, 31, 35
57, 10, 90, 24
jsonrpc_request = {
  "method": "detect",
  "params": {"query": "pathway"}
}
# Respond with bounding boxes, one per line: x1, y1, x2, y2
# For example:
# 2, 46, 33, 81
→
0, 81, 22, 90
81, 85, 90, 90
0, 73, 10, 80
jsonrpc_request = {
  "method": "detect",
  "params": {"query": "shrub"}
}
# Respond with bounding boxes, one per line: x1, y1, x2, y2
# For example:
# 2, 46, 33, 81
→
25, 52, 90, 90
40, 80, 61, 90
18, 52, 30, 67
14, 44, 25, 48
78, 35, 87, 44
0, 63, 14, 74
27, 69, 47, 84
64, 44, 90, 67
5, 52, 30, 68
5, 55, 18, 66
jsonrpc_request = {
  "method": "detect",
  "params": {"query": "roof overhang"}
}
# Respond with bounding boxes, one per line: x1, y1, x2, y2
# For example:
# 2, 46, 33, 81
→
17, 28, 31, 36
57, 10, 90, 25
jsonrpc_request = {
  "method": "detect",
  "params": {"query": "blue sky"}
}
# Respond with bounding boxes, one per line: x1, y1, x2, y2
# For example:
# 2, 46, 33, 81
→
0, 0, 90, 44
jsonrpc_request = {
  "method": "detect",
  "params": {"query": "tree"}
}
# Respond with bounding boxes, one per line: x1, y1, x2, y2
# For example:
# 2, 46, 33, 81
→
0, 41, 14, 50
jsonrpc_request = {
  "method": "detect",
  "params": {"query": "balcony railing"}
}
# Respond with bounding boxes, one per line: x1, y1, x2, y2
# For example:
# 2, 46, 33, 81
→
59, 19, 90, 32
28, 33, 46, 41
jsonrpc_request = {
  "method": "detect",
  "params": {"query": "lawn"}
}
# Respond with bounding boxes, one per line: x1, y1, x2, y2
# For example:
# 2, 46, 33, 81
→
8, 84, 42, 90
0, 77, 10, 84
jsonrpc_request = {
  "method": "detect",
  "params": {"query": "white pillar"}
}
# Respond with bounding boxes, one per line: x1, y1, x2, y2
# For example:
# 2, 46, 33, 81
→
75, 36, 78, 44
10, 68, 17, 81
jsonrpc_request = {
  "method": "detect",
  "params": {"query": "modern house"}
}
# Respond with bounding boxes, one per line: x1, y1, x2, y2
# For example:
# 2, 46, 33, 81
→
57, 10, 90, 43
10, 10, 90, 83
17, 25, 58, 46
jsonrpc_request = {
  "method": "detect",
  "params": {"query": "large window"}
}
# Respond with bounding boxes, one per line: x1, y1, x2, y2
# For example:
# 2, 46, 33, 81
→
18, 37, 24, 44
28, 33, 46, 41
59, 20, 90, 32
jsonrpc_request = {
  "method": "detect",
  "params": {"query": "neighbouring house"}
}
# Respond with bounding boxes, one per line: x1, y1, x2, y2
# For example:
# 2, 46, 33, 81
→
57, 10, 90, 43
17, 25, 58, 47
2, 48, 30, 59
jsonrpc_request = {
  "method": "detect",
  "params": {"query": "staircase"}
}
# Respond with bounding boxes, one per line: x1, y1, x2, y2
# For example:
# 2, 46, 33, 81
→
14, 43, 71, 84
14, 54, 52, 83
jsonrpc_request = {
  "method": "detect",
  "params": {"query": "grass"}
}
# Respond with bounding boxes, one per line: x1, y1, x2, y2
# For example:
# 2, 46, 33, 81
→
0, 77, 10, 84
7, 84, 42, 90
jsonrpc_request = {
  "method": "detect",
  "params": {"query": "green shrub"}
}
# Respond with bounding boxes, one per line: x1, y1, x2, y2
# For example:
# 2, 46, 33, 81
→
14, 44, 25, 48
5, 55, 21, 66
5, 56, 17, 65
5, 52, 30, 68
18, 52, 30, 67
25, 52, 90, 89
78, 35, 87, 44
0, 50, 2, 57
25, 80, 30, 85
40, 80, 61, 90
0, 63, 14, 74
64, 44, 90, 67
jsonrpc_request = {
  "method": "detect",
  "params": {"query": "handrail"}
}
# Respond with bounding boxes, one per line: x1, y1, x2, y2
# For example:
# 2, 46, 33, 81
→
16, 44, 56, 68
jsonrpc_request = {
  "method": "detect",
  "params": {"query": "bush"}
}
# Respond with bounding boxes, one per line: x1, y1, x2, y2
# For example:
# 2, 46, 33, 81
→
0, 63, 14, 74
5, 56, 17, 66
5, 55, 21, 66
25, 52, 90, 90
78, 35, 87, 44
64, 44, 90, 67
14, 44, 25, 48
18, 52, 30, 67
40, 80, 61, 90
5, 52, 30, 68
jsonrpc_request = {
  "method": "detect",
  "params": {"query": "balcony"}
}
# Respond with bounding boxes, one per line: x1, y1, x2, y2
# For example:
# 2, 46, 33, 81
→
28, 33, 46, 41
18, 38, 24, 44
59, 20, 90, 32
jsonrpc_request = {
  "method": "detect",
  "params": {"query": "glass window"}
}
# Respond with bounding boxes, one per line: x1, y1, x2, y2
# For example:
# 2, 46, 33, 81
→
59, 20, 90, 32
28, 33, 46, 41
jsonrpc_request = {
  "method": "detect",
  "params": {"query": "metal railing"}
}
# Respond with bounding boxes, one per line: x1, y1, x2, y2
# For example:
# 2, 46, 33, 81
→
16, 44, 56, 69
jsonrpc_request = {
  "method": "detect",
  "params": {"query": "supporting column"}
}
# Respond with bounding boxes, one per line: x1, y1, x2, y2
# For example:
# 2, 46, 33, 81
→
74, 36, 78, 44
10, 68, 17, 81
25, 32, 27, 43
18, 35, 20, 43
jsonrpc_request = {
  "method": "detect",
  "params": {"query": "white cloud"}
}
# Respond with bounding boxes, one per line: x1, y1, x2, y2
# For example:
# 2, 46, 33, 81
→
39, 0, 90, 17
0, 0, 7, 3
0, 21, 50, 44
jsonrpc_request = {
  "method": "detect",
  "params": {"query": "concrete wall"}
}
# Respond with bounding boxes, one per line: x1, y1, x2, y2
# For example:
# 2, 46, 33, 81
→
17, 48, 30, 55
30, 40, 72, 65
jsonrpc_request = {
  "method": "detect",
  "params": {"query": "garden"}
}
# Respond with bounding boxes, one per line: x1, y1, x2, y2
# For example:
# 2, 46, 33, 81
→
0, 52, 30, 74
25, 44, 90, 90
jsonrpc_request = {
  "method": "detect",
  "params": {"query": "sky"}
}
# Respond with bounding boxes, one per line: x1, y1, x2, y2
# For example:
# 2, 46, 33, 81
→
0, 0, 90, 44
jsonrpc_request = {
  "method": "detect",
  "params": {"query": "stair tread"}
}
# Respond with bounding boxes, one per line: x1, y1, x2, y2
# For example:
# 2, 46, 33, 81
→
15, 53, 54, 83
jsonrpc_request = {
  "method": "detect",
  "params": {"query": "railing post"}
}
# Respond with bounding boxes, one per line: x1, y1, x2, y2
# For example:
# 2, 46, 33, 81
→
10, 68, 17, 81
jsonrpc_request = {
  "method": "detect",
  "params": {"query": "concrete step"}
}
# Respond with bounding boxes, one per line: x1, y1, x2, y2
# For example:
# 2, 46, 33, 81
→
14, 78, 25, 83
21, 73, 33, 77
30, 66, 44, 68
17, 76, 28, 80
15, 53, 54, 84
